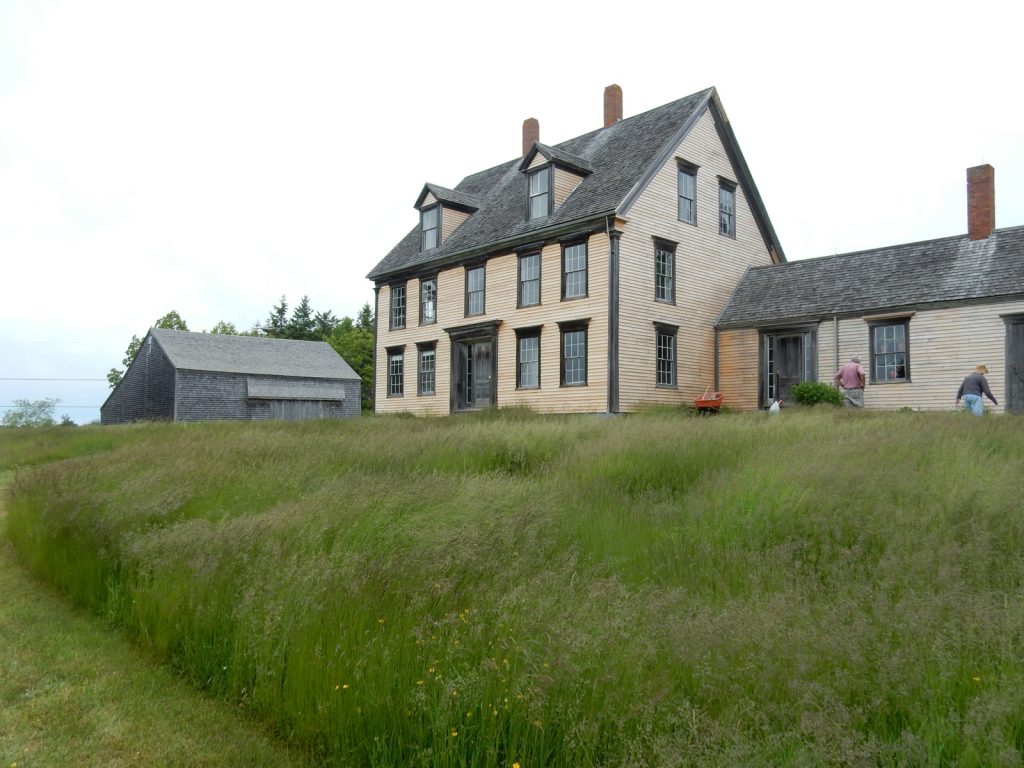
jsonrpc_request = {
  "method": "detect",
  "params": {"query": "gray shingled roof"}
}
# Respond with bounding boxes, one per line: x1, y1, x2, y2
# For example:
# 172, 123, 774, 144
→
150, 328, 360, 380
717, 226, 1024, 329
370, 87, 758, 281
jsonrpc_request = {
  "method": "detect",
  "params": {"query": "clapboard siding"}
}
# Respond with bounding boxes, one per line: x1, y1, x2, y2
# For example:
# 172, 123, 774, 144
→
813, 299, 1024, 412
376, 234, 610, 414
618, 107, 775, 411
421, 193, 438, 206
717, 328, 760, 410
553, 167, 584, 208
442, 207, 470, 242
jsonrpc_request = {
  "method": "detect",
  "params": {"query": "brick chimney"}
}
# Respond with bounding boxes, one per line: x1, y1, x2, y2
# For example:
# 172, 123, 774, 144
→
604, 84, 623, 128
967, 164, 995, 240
522, 117, 539, 157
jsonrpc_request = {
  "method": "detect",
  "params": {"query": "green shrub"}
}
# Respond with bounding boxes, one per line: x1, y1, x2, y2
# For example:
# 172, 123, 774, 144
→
791, 381, 843, 406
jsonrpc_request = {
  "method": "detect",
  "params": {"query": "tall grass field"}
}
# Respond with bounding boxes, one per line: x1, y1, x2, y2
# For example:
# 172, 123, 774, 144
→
4, 410, 1024, 766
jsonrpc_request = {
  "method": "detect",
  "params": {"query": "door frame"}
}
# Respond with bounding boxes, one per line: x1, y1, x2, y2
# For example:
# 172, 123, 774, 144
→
445, 320, 501, 413
1004, 313, 1024, 414
758, 325, 818, 408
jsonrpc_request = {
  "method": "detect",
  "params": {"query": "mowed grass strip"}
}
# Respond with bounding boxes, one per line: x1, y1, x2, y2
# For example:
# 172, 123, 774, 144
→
0, 469, 311, 768
5, 411, 1024, 766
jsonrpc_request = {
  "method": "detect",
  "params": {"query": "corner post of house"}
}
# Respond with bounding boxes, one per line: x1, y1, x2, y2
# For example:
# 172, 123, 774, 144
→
607, 222, 623, 413
372, 285, 380, 413
713, 327, 720, 392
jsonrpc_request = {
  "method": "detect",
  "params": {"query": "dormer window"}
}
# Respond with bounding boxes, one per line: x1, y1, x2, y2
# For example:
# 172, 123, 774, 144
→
421, 206, 439, 250
528, 167, 551, 220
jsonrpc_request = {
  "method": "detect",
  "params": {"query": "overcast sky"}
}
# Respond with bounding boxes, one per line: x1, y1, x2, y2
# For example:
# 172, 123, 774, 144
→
2, 0, 1022, 423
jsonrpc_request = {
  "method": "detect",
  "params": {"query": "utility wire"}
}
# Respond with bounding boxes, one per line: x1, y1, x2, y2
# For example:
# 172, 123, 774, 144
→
0, 377, 107, 381
1, 405, 99, 409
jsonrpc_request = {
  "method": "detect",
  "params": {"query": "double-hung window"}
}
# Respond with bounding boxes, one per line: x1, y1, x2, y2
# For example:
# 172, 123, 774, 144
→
389, 284, 406, 330
559, 321, 588, 386
516, 328, 540, 389
420, 277, 437, 325
655, 323, 678, 387
387, 347, 404, 397
654, 239, 676, 304
466, 265, 486, 316
528, 167, 551, 220
678, 164, 697, 224
719, 182, 736, 237
421, 206, 439, 250
562, 242, 587, 300
870, 320, 910, 382
417, 343, 436, 395
518, 253, 541, 307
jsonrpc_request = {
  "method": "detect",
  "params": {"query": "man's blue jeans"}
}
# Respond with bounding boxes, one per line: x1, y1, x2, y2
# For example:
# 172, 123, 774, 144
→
964, 394, 984, 416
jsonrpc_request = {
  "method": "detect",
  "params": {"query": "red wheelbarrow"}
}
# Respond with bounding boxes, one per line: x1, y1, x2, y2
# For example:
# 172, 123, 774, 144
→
693, 386, 724, 413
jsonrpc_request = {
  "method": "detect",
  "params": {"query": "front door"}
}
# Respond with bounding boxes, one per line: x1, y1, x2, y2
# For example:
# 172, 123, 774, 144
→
454, 339, 494, 410
1007, 316, 1024, 414
762, 329, 817, 407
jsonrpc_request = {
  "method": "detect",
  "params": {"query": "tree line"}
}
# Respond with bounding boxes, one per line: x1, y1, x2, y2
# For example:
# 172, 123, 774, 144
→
106, 297, 374, 412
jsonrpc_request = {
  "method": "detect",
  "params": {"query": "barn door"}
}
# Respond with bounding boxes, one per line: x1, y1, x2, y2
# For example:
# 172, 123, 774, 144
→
270, 400, 325, 420
1007, 316, 1024, 414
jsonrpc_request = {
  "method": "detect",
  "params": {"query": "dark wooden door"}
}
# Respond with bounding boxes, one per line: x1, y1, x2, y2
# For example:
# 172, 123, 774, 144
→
455, 340, 494, 410
1008, 318, 1024, 413
472, 342, 492, 406
775, 335, 803, 403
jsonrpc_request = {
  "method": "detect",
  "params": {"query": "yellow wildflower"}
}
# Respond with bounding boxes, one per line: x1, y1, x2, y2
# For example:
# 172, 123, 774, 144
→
513, 763, 521, 768
451, 729, 458, 737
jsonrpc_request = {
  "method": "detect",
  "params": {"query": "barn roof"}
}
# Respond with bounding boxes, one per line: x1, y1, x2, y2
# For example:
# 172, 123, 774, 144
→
368, 86, 785, 281
149, 328, 360, 380
717, 225, 1024, 329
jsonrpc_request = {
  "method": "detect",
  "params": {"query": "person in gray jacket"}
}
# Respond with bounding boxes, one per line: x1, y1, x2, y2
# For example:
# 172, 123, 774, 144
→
956, 364, 998, 416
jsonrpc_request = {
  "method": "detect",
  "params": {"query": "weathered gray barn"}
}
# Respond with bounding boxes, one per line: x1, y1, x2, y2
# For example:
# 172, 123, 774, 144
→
101, 328, 361, 424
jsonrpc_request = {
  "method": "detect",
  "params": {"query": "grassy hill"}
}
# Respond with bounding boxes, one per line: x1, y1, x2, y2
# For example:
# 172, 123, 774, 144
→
4, 410, 1024, 766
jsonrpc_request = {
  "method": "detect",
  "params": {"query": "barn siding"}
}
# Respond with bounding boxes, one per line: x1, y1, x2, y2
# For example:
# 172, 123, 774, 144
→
176, 371, 359, 421
100, 336, 176, 424
617, 107, 776, 412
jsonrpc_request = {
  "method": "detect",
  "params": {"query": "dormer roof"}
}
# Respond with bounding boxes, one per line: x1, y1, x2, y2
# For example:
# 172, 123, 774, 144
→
414, 183, 481, 212
518, 143, 594, 176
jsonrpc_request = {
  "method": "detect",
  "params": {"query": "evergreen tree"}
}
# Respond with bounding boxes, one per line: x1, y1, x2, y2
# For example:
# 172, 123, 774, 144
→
286, 295, 317, 340
265, 296, 289, 337
329, 304, 375, 412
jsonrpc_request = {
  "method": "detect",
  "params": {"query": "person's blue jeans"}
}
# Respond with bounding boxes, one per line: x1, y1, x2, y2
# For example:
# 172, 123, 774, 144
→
963, 394, 984, 416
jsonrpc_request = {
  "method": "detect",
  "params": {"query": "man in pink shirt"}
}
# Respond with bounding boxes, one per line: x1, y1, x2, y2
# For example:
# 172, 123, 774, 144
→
834, 356, 866, 407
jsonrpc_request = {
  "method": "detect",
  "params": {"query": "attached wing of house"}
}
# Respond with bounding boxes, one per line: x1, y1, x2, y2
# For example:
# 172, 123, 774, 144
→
717, 167, 1024, 413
